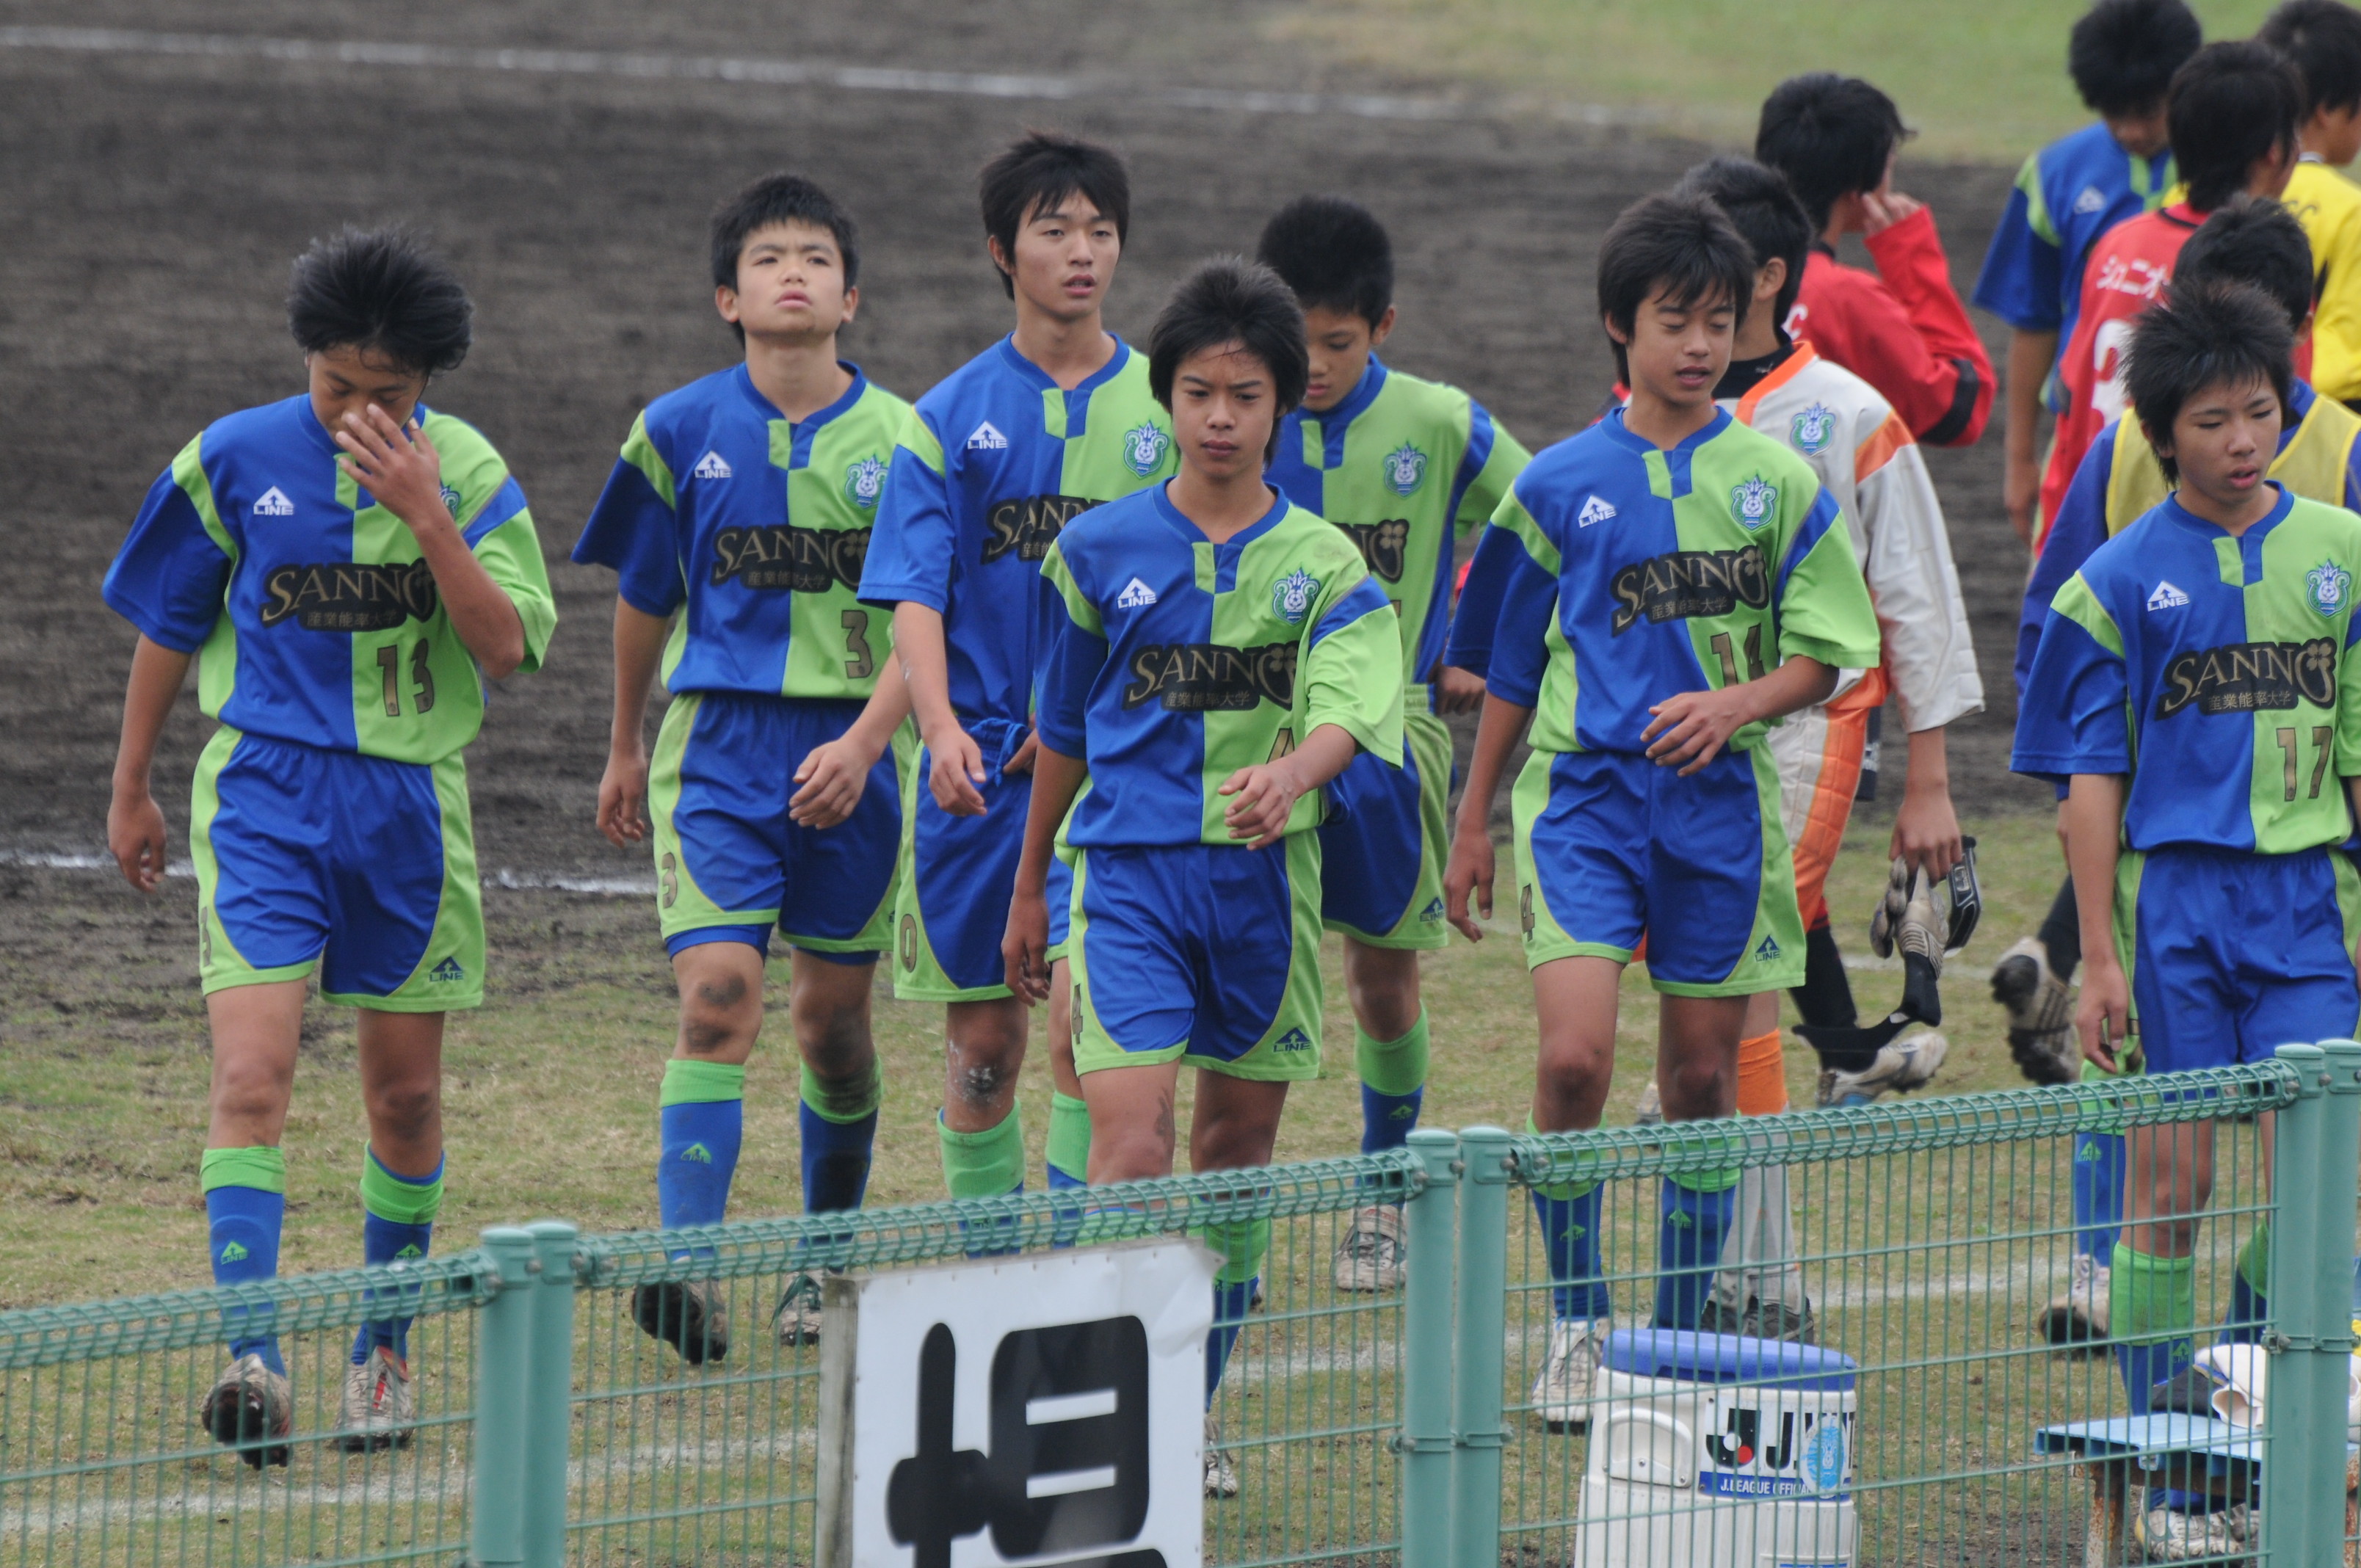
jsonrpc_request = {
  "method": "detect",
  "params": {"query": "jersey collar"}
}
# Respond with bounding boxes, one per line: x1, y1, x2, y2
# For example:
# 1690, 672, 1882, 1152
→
1150, 480, 1290, 549
2161, 479, 2293, 540
994, 333, 1132, 396
733, 360, 868, 428
297, 391, 424, 457
1600, 404, 1732, 457
1307, 355, 1390, 429
1719, 333, 1805, 415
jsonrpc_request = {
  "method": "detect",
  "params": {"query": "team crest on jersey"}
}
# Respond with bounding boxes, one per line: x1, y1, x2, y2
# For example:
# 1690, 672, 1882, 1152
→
2308, 559, 2352, 617
843, 454, 888, 510
1729, 474, 1778, 531
438, 482, 463, 518
1789, 403, 1836, 455
1123, 421, 1172, 477
1272, 567, 1321, 625
1382, 442, 1429, 496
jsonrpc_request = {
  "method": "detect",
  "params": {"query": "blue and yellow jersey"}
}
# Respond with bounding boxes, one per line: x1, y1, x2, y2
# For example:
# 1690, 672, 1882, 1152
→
1473, 409, 1880, 756
1037, 485, 1403, 847
2282, 159, 2361, 406
858, 335, 1176, 726
1973, 120, 2175, 398
102, 394, 554, 764
2014, 486, 2361, 852
1266, 357, 1529, 687
572, 363, 909, 700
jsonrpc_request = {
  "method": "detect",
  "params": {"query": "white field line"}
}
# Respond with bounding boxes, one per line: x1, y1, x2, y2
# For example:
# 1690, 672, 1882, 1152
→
0, 24, 1584, 124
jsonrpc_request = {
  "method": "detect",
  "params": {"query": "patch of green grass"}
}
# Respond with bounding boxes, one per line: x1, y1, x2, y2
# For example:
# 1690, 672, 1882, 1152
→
1270, 0, 2277, 163
1, 811, 2071, 1307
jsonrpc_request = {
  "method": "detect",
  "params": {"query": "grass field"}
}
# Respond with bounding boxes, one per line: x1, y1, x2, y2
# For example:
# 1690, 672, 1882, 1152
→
1274, 0, 2282, 162
2, 810, 2072, 1310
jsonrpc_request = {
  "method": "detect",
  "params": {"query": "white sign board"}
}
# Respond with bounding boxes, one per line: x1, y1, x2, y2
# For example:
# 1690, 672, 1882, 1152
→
816, 1239, 1217, 1568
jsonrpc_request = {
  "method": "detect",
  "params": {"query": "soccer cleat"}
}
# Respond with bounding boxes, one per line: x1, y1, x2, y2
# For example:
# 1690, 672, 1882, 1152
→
1816, 1031, 1948, 1108
632, 1278, 730, 1365
1747, 1299, 1818, 1345
334, 1345, 416, 1452
200, 1354, 294, 1469
1332, 1205, 1408, 1293
1632, 1078, 1664, 1128
1992, 937, 2079, 1086
2038, 1253, 2110, 1348
1531, 1317, 1611, 1431
1696, 1296, 1749, 1336
1203, 1411, 1239, 1498
772, 1272, 825, 1347
2136, 1495, 2247, 1561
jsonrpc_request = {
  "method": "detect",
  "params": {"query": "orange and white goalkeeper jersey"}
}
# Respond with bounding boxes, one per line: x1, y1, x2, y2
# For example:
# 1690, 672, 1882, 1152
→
1725, 341, 1984, 733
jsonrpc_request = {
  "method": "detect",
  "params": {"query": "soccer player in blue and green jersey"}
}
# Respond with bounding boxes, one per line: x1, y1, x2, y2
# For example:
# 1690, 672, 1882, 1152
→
103, 229, 556, 1464
860, 133, 1176, 1211
2015, 280, 2361, 1558
1976, 0, 2199, 543
1004, 258, 1404, 1498
1254, 196, 1531, 1294
574, 174, 913, 1362
1444, 194, 1881, 1429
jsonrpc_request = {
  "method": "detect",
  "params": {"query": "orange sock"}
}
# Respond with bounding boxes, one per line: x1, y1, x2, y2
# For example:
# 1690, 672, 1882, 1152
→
1736, 1028, 1789, 1117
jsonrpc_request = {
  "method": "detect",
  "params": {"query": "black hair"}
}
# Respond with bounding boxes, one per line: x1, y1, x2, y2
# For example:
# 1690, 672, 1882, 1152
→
2069, 0, 2204, 117
286, 226, 471, 378
2173, 195, 2315, 331
2168, 40, 2304, 211
2260, 0, 2361, 117
1754, 73, 1909, 233
1674, 156, 1814, 328
1596, 192, 1757, 385
1147, 259, 1310, 459
708, 173, 860, 344
1254, 195, 1395, 327
979, 130, 1131, 300
2125, 282, 2294, 482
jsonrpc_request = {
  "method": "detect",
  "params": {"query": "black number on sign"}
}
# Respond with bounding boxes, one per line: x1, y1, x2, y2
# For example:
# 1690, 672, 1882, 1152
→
842, 609, 875, 680
376, 640, 436, 716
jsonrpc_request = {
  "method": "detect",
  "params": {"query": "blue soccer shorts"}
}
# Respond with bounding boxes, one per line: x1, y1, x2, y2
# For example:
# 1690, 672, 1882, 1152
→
2114, 843, 2361, 1073
891, 717, 1040, 1001
1068, 835, 1326, 1081
1320, 692, 1454, 949
649, 692, 902, 962
191, 726, 483, 1010
1510, 744, 1805, 997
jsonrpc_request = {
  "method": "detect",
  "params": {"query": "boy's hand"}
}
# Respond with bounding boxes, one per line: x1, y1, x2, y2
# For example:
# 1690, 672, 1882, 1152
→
923, 722, 990, 816
1861, 188, 1923, 236
2077, 955, 2133, 1073
1004, 728, 1039, 777
1002, 885, 1052, 1003
597, 744, 650, 847
334, 405, 451, 532
790, 733, 883, 829
1442, 824, 1496, 942
1218, 758, 1309, 849
1891, 783, 1964, 879
1433, 664, 1488, 714
1642, 686, 1754, 775
108, 786, 169, 893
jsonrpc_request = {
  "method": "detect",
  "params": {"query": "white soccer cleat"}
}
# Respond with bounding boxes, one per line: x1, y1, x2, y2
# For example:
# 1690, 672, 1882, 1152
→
200, 1353, 294, 1469
1991, 937, 2078, 1085
772, 1272, 825, 1346
1531, 1317, 1611, 1431
1203, 1411, 1239, 1498
334, 1345, 416, 1452
1332, 1205, 1407, 1293
631, 1277, 730, 1365
1632, 1078, 1664, 1128
2136, 1494, 2247, 1561
1816, 1031, 1948, 1107
2039, 1252, 2110, 1348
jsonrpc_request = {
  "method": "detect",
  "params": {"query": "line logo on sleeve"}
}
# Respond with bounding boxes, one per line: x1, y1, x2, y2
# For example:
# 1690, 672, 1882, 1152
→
692, 451, 734, 480
1115, 577, 1159, 609
1382, 442, 1428, 496
253, 486, 296, 516
1123, 421, 1172, 477
965, 421, 1009, 451
1577, 494, 1619, 529
2307, 559, 2351, 617
2145, 581, 2190, 611
1729, 474, 1779, 531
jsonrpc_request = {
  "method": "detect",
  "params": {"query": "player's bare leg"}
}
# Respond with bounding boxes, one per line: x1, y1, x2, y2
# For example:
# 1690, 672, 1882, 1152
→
344, 1006, 446, 1448
1043, 957, 1092, 1209
1336, 939, 1423, 1291
1524, 956, 1622, 1426
775, 950, 882, 1344
939, 996, 1029, 1244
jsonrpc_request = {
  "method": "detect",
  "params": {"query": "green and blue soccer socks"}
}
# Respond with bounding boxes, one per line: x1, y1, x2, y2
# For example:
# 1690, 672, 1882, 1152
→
1356, 1011, 1429, 1155
1531, 1177, 1612, 1324
1200, 1216, 1269, 1407
355, 1147, 443, 1364
942, 1108, 1025, 1255
2071, 1132, 2124, 1262
1045, 1091, 1092, 1191
202, 1146, 287, 1373
798, 1060, 881, 1214
1657, 1172, 1740, 1331
2225, 1222, 2270, 1344
658, 1059, 745, 1251
2111, 1244, 2196, 1415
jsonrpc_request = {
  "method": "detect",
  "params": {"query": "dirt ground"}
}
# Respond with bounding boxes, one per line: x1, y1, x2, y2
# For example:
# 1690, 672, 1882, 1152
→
0, 0, 2039, 884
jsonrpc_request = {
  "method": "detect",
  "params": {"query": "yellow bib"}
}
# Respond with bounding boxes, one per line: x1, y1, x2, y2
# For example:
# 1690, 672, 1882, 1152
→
2103, 393, 2361, 536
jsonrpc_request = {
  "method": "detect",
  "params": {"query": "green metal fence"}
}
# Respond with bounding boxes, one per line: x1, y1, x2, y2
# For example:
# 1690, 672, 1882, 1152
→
6, 1045, 2357, 1567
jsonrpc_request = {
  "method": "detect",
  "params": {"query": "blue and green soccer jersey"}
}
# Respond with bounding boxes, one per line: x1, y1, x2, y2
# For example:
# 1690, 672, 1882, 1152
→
1973, 122, 2175, 403
2014, 486, 2361, 852
859, 336, 1176, 724
102, 394, 556, 763
572, 362, 910, 699
1037, 485, 1405, 846
1266, 357, 1531, 684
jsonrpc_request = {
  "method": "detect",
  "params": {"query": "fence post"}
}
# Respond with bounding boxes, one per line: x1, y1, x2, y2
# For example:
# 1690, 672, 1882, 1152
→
2261, 1043, 2330, 1567
2304, 1042, 2361, 1556
522, 1221, 578, 1568
1399, 1131, 1459, 1568
1451, 1125, 1513, 1568
471, 1227, 537, 1568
